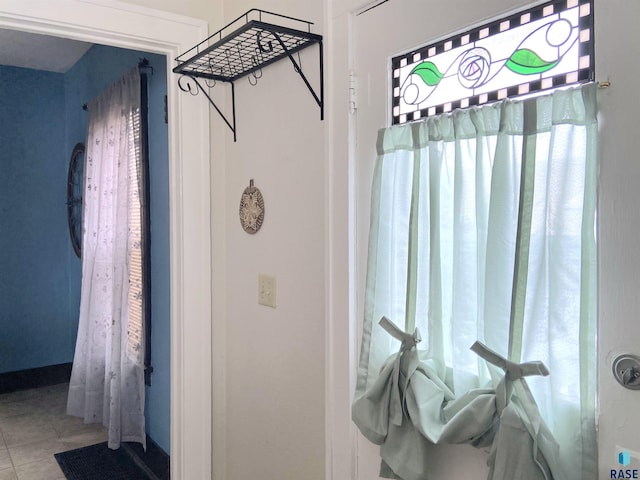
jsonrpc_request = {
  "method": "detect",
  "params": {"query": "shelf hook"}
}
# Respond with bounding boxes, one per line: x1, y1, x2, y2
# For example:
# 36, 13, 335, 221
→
225, 48, 235, 77
257, 30, 274, 53
248, 47, 264, 86
177, 75, 199, 96
205, 59, 217, 88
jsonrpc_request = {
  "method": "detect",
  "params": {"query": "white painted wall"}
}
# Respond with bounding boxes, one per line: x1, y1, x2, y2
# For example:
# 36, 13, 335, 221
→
218, 2, 326, 480
122, 0, 218, 23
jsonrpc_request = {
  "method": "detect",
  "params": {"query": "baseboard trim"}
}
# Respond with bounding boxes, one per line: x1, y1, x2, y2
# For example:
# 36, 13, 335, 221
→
123, 435, 170, 480
0, 363, 73, 394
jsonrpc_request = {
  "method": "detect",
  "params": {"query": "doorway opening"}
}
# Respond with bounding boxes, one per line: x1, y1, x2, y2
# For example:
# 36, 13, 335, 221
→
0, 3, 213, 479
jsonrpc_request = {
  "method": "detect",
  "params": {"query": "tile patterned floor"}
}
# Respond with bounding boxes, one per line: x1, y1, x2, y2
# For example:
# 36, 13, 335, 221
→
0, 383, 108, 480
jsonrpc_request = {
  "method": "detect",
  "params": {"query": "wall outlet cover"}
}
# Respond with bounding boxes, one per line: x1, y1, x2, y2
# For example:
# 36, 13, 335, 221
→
258, 274, 276, 308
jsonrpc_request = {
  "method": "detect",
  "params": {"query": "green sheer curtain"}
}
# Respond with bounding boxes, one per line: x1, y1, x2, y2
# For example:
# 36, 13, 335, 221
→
353, 84, 598, 480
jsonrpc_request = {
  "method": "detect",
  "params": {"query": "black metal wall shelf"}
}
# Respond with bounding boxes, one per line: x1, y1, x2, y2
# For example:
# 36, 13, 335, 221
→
173, 9, 324, 142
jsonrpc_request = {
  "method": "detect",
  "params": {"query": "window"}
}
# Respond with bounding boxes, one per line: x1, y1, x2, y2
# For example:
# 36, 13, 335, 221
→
127, 68, 153, 386
391, 0, 594, 124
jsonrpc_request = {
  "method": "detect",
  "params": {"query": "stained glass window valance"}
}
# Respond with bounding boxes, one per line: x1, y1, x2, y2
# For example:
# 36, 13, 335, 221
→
391, 0, 594, 125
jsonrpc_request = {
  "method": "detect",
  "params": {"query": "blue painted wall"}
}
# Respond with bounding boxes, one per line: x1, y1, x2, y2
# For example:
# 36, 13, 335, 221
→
0, 66, 73, 372
0, 45, 170, 453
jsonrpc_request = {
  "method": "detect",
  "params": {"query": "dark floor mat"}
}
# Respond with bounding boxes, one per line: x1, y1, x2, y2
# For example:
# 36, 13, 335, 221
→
55, 442, 153, 480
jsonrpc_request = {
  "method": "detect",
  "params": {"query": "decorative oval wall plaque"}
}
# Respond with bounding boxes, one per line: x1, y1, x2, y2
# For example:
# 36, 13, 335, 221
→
239, 179, 265, 234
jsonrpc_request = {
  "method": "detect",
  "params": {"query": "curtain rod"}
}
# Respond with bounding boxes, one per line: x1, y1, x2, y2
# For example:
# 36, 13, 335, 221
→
82, 57, 151, 110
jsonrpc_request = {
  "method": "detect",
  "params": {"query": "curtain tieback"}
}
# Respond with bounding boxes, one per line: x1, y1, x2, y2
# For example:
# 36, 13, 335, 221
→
378, 317, 422, 426
470, 341, 549, 380
471, 341, 548, 415
379, 316, 421, 350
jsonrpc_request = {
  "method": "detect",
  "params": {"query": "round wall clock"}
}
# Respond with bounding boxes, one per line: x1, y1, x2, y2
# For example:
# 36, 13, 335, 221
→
239, 179, 264, 234
67, 142, 85, 258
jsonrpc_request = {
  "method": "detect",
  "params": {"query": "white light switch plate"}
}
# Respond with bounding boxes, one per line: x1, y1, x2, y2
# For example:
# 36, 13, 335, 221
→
258, 274, 276, 308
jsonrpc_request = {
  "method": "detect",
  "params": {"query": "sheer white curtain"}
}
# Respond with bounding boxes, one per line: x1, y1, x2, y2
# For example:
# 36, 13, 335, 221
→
67, 67, 146, 450
353, 84, 598, 480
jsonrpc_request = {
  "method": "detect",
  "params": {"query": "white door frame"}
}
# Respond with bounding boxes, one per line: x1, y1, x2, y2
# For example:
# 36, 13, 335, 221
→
0, 2, 212, 479
325, 2, 359, 480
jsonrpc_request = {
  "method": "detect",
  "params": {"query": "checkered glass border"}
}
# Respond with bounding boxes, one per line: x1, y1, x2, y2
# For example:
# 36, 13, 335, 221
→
391, 0, 594, 125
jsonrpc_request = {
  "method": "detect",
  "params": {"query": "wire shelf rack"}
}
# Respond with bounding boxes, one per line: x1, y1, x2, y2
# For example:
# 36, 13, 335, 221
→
174, 10, 321, 82
172, 9, 324, 141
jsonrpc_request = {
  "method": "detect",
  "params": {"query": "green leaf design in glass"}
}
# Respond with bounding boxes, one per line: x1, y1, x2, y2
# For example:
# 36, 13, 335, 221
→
411, 61, 444, 86
506, 48, 559, 75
